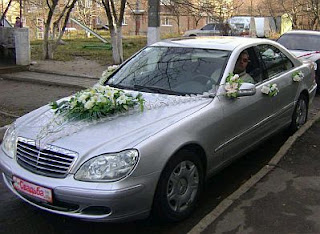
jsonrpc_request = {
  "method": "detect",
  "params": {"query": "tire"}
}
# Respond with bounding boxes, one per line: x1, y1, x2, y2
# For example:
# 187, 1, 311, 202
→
152, 149, 204, 222
289, 94, 308, 133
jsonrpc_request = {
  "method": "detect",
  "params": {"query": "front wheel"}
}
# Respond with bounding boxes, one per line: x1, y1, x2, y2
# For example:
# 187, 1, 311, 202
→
152, 150, 204, 222
289, 94, 308, 132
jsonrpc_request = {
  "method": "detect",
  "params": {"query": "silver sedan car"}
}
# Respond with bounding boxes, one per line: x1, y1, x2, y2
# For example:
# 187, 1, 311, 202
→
0, 37, 317, 222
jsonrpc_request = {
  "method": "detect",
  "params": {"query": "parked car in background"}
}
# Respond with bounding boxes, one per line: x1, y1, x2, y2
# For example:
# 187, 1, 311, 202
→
277, 30, 320, 92
183, 23, 232, 37
0, 37, 317, 223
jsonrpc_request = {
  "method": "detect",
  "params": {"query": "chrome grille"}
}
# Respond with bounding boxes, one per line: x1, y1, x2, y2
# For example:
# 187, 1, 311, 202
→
16, 137, 78, 178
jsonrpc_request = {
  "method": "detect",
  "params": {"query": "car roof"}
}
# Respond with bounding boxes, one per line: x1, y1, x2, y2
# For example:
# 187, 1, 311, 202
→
283, 30, 320, 36
151, 36, 274, 51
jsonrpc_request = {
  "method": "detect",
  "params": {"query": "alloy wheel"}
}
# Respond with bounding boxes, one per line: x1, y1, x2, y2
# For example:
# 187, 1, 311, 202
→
166, 160, 199, 212
295, 98, 307, 129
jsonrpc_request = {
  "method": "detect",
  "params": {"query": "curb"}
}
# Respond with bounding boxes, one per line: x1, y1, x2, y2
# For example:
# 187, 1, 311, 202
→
0, 73, 95, 89
188, 111, 320, 234
29, 67, 100, 80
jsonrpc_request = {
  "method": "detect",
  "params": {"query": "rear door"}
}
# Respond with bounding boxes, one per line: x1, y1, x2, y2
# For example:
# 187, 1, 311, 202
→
256, 44, 298, 128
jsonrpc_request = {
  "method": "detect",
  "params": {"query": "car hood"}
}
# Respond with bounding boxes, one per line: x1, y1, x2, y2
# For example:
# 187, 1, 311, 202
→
289, 50, 320, 61
15, 91, 212, 158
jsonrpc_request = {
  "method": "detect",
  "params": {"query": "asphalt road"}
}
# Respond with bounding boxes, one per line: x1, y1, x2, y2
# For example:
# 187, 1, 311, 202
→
0, 79, 319, 234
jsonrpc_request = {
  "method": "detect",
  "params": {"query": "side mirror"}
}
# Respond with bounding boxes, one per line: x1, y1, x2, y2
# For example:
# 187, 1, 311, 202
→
237, 83, 256, 97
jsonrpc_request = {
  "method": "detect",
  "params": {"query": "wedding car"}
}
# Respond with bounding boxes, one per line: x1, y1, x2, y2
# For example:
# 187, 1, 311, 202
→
0, 37, 317, 223
277, 30, 320, 92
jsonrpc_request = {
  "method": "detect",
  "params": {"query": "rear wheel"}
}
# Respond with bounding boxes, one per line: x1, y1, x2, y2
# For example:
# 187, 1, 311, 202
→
152, 150, 204, 222
290, 94, 308, 132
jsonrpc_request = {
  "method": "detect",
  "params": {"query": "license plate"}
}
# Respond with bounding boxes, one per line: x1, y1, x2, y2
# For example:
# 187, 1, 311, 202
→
13, 176, 53, 203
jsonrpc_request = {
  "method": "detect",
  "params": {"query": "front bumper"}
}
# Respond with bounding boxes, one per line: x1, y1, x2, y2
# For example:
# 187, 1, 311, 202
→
0, 149, 160, 222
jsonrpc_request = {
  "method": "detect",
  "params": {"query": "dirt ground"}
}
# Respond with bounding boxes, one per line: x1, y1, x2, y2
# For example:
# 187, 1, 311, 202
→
0, 79, 81, 127
30, 57, 108, 78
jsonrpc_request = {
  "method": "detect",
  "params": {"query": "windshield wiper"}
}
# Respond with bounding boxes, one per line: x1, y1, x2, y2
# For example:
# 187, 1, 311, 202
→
133, 84, 185, 95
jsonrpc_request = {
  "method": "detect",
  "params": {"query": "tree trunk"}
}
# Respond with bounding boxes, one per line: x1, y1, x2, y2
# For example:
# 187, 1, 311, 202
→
116, 26, 123, 63
111, 27, 121, 64
176, 16, 180, 34
43, 20, 53, 59
43, 0, 58, 59
313, 18, 319, 30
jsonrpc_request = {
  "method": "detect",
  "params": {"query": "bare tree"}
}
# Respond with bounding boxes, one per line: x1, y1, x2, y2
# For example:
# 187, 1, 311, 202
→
0, 0, 13, 25
101, 0, 126, 64
72, 0, 100, 34
306, 0, 320, 30
43, 0, 78, 59
161, 0, 243, 34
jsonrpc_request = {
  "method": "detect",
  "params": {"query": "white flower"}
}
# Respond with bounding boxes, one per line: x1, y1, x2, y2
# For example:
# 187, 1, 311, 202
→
230, 74, 239, 81
293, 75, 301, 82
94, 84, 107, 93
105, 89, 116, 99
107, 65, 119, 72
78, 93, 90, 104
101, 70, 111, 78
270, 83, 278, 91
96, 93, 107, 103
261, 83, 279, 96
99, 96, 107, 103
90, 95, 98, 103
84, 100, 95, 109
261, 85, 271, 94
116, 94, 129, 104
225, 82, 239, 94
292, 71, 304, 82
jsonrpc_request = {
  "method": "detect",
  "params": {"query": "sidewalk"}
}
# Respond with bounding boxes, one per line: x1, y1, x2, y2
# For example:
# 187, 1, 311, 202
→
1, 62, 320, 233
190, 111, 320, 233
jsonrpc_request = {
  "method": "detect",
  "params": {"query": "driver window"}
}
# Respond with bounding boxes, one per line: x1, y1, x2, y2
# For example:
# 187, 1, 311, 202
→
234, 48, 261, 84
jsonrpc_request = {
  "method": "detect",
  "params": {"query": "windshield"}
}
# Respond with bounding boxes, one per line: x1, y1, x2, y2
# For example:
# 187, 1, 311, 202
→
107, 46, 229, 95
278, 34, 320, 51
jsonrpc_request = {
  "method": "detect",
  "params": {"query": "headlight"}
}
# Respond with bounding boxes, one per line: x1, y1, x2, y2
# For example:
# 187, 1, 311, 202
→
74, 149, 139, 182
1, 124, 17, 159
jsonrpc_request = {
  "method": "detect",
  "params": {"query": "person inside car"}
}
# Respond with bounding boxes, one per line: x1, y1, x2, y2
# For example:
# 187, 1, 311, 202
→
234, 50, 255, 83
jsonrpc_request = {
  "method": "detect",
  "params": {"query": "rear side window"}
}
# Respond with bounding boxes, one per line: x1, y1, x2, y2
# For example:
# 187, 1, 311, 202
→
257, 45, 293, 79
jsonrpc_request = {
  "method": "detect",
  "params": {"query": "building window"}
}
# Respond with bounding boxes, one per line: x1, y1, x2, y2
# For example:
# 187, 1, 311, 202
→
199, 0, 211, 7
122, 16, 127, 25
160, 0, 172, 5
36, 18, 44, 39
85, 0, 92, 8
161, 17, 172, 26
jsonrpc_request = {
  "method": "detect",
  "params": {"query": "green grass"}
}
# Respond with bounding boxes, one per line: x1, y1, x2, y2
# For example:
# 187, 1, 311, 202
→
31, 36, 147, 65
